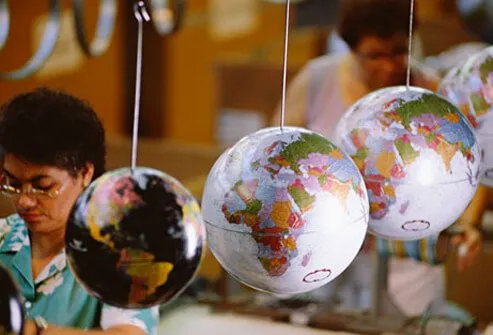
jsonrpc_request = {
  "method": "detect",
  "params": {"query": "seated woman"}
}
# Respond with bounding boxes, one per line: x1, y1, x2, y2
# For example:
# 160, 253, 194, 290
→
0, 88, 158, 334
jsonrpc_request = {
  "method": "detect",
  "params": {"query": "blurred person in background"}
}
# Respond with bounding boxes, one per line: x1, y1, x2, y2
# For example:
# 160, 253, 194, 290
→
272, 0, 488, 318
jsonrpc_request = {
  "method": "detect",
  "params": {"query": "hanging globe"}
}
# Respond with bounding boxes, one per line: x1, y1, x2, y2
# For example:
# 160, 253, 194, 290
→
0, 265, 24, 335
65, 167, 206, 308
335, 86, 481, 241
438, 46, 493, 187
201, 127, 369, 295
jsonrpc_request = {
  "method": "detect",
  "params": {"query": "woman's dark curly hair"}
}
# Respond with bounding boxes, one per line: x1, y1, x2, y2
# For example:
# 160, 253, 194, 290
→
336, 0, 416, 49
0, 88, 106, 180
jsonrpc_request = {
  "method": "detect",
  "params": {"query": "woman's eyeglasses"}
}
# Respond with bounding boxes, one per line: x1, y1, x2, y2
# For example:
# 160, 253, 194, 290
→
355, 45, 409, 63
357, 50, 407, 62
0, 183, 63, 199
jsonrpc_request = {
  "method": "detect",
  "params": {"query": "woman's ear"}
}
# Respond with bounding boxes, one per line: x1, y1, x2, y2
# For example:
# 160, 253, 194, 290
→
81, 163, 94, 187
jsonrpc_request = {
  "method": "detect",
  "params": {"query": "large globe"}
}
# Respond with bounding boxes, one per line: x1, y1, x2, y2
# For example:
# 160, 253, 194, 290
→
0, 265, 23, 335
438, 46, 493, 187
65, 167, 205, 308
335, 86, 481, 241
201, 127, 369, 295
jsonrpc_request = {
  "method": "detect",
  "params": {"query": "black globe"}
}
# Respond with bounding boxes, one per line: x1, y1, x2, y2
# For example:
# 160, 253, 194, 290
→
65, 167, 205, 309
0, 265, 24, 335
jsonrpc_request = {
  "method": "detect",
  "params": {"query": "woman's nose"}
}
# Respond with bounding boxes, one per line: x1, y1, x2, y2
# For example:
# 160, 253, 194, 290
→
15, 193, 37, 210
381, 57, 405, 74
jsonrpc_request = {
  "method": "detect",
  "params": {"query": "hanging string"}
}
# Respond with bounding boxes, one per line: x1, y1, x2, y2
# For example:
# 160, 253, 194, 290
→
406, 0, 416, 90
279, 0, 291, 131
131, 1, 150, 173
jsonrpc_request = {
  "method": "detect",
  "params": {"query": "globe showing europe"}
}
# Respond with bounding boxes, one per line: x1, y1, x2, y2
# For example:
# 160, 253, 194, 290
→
439, 46, 493, 187
65, 167, 205, 309
202, 127, 369, 295
335, 86, 481, 240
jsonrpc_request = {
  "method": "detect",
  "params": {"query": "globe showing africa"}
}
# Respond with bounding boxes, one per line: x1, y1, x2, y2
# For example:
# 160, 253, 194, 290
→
335, 86, 481, 241
65, 167, 205, 309
438, 46, 493, 187
201, 127, 369, 295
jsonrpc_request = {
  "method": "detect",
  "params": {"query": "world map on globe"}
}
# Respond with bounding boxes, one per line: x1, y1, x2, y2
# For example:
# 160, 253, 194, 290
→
349, 92, 477, 220
66, 167, 205, 308
439, 48, 493, 129
439, 66, 478, 127
461, 50, 493, 126
217, 129, 367, 278
439, 46, 493, 186
335, 87, 480, 240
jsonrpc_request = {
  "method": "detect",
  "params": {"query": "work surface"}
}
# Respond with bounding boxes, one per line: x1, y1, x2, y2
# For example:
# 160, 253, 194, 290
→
158, 304, 358, 335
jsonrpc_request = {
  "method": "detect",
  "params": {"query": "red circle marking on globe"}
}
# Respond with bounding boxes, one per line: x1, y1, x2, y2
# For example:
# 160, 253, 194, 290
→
303, 269, 332, 283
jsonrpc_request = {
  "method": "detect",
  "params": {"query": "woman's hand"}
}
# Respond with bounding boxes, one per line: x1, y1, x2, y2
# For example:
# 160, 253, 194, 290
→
451, 225, 483, 272
40, 324, 145, 335
361, 234, 375, 253
448, 184, 488, 271
22, 319, 146, 335
22, 320, 38, 335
